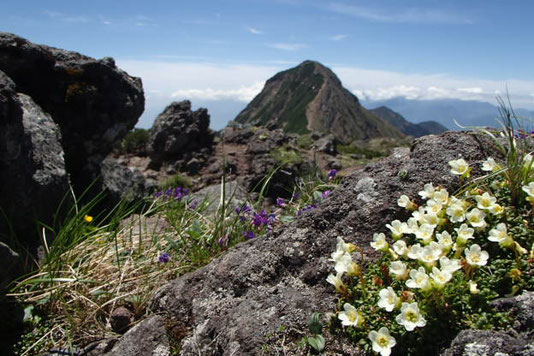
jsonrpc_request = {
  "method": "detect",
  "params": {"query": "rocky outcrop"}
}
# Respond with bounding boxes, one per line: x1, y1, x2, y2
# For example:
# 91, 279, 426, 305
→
443, 292, 534, 356
102, 131, 505, 355
201, 126, 311, 199
0, 32, 144, 194
0, 70, 69, 250
234, 60, 404, 143
148, 100, 214, 172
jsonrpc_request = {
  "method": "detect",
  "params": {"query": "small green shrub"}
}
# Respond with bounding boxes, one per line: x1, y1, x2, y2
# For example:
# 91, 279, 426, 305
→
159, 173, 192, 190
271, 145, 303, 166
338, 144, 384, 159
116, 128, 150, 154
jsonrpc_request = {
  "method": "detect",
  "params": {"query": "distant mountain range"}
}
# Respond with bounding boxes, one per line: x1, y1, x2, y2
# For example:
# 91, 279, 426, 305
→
362, 97, 534, 130
234, 60, 405, 143
370, 106, 447, 137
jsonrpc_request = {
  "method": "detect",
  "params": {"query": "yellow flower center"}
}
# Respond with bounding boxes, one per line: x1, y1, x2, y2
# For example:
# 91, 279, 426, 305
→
377, 336, 389, 347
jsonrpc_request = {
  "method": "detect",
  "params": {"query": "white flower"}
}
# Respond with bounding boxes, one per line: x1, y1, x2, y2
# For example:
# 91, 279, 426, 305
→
522, 182, 534, 197
368, 327, 396, 356
436, 231, 454, 251
481, 157, 498, 172
446, 202, 467, 223
395, 302, 427, 331
406, 267, 431, 290
523, 154, 533, 168
411, 207, 426, 222
422, 212, 440, 227
418, 183, 436, 200
475, 192, 497, 211
386, 220, 407, 238
490, 203, 504, 215
488, 223, 513, 245
336, 236, 355, 254
389, 261, 408, 279
371, 233, 389, 252
414, 224, 435, 243
406, 217, 419, 234
439, 256, 462, 273
407, 243, 423, 260
392, 240, 408, 256
430, 267, 453, 287
426, 199, 443, 214
419, 242, 442, 265
338, 303, 364, 327
326, 272, 345, 292
378, 287, 399, 312
334, 252, 353, 274
455, 223, 474, 243
433, 189, 449, 205
449, 158, 469, 175
397, 195, 411, 208
468, 280, 479, 294
466, 208, 487, 228
465, 244, 489, 266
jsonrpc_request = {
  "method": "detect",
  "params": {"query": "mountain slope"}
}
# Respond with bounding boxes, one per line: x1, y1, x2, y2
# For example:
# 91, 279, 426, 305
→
234, 60, 404, 143
370, 106, 447, 137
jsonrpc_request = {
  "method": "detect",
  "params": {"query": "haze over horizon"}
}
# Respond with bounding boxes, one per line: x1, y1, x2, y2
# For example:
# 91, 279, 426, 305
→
2, 0, 534, 129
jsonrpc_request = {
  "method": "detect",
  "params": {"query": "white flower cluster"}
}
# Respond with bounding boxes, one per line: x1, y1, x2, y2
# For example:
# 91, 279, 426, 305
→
327, 157, 531, 356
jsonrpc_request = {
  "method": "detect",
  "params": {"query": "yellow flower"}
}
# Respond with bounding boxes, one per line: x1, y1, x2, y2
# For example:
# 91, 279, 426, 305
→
84, 215, 94, 223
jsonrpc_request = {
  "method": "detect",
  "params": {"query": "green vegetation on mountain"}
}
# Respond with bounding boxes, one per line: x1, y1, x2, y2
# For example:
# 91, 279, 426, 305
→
235, 60, 405, 143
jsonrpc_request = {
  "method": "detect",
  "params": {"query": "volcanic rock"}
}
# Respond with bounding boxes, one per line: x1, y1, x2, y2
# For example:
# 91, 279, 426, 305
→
148, 100, 214, 171
0, 32, 144, 195
0, 69, 69, 250
102, 131, 506, 355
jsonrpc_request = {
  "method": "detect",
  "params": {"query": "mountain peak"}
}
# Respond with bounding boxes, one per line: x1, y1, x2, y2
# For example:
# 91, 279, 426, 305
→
234, 61, 404, 143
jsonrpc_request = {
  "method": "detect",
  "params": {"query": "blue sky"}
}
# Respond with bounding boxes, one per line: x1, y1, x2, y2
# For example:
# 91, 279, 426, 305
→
2, 0, 534, 129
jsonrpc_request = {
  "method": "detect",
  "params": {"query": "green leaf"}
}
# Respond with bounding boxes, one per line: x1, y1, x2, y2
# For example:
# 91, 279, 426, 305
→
307, 335, 325, 352
308, 312, 323, 334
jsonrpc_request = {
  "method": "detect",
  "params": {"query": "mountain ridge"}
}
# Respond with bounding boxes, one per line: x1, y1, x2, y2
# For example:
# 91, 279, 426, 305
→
234, 60, 405, 143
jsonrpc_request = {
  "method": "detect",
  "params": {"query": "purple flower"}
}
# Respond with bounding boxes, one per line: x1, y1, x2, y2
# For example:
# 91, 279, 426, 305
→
252, 210, 270, 226
154, 191, 163, 198
235, 205, 252, 215
328, 169, 338, 180
189, 200, 199, 210
218, 235, 229, 248
158, 252, 171, 263
292, 193, 301, 201
243, 230, 256, 240
276, 197, 287, 207
297, 204, 317, 216
321, 190, 332, 199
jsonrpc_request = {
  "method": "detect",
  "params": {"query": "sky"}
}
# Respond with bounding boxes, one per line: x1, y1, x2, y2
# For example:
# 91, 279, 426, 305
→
2, 0, 534, 129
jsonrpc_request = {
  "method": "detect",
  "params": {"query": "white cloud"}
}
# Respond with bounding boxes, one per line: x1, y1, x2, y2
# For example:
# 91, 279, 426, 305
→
172, 82, 264, 102
247, 27, 264, 35
326, 3, 474, 25
117, 59, 534, 128
268, 42, 307, 51
329, 34, 348, 41
43, 10, 90, 24
457, 87, 484, 94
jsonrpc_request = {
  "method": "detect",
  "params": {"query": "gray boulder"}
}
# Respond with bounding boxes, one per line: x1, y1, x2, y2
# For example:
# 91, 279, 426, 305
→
0, 32, 144, 194
148, 100, 214, 170
0, 70, 69, 250
105, 131, 501, 355
443, 292, 534, 356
